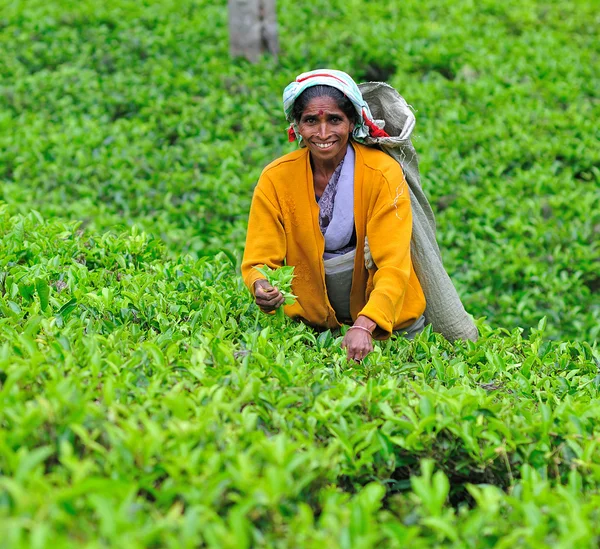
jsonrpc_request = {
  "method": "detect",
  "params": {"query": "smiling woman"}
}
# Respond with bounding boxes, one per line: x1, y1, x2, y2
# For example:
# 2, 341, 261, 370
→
293, 88, 355, 161
241, 69, 427, 362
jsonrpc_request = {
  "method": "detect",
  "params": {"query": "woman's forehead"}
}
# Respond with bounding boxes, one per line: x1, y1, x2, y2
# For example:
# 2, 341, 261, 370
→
302, 96, 343, 114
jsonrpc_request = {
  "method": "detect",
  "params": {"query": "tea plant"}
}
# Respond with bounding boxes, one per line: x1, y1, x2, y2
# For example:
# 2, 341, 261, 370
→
0, 208, 598, 547
0, 0, 598, 546
0, 0, 597, 340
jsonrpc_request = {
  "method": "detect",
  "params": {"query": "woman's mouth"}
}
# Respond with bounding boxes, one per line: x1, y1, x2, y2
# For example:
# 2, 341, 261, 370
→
314, 142, 335, 150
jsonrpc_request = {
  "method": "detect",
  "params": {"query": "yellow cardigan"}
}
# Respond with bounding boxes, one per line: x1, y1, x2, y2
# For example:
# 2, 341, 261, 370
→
241, 142, 426, 338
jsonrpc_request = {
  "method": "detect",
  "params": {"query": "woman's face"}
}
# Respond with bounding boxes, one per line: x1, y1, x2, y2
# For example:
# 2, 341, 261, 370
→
296, 96, 354, 165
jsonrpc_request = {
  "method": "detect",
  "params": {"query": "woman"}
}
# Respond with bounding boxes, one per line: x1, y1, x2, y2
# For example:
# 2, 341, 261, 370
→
242, 69, 426, 361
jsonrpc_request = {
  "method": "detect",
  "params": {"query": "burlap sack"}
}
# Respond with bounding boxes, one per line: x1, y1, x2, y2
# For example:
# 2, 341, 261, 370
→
359, 81, 478, 341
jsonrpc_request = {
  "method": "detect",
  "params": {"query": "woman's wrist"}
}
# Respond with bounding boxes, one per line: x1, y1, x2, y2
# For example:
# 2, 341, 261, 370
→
351, 315, 377, 334
347, 325, 373, 337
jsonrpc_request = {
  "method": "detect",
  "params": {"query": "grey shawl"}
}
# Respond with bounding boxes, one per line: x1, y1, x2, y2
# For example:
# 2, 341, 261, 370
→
358, 82, 479, 342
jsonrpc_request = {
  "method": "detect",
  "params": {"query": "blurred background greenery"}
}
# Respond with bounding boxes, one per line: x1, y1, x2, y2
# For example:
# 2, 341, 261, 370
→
0, 0, 598, 340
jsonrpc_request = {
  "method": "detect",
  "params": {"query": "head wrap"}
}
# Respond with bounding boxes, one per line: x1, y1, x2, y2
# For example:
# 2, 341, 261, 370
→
283, 69, 389, 144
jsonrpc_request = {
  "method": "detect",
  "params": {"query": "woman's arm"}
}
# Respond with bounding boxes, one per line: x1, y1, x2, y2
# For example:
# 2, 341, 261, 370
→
241, 178, 288, 302
341, 166, 413, 360
358, 168, 413, 337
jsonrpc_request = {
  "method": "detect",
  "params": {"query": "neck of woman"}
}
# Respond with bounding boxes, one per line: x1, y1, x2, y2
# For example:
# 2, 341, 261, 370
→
310, 149, 346, 182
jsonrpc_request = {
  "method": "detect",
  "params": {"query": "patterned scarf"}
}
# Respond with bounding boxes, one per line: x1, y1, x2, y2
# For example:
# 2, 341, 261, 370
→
319, 145, 356, 257
318, 159, 344, 234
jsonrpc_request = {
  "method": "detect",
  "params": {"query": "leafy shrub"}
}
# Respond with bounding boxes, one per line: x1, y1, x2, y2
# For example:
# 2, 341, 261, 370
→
0, 208, 599, 547
0, 0, 598, 546
0, 0, 597, 340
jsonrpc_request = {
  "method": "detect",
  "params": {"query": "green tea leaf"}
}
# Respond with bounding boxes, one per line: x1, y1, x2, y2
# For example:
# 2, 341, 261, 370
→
35, 278, 50, 312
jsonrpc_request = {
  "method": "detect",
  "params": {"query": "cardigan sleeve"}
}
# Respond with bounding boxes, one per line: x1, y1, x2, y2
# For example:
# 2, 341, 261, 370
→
241, 176, 287, 295
358, 167, 413, 336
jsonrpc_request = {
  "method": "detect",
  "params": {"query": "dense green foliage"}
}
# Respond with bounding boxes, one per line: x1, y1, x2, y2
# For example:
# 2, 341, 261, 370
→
1, 0, 597, 340
1, 209, 599, 547
0, 0, 598, 546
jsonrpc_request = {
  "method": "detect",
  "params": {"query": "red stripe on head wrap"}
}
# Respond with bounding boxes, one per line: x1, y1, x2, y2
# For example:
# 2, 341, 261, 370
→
296, 73, 347, 85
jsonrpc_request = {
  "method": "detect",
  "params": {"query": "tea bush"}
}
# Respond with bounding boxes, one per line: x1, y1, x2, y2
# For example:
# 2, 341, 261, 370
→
1, 208, 599, 547
0, 0, 599, 546
0, 0, 597, 340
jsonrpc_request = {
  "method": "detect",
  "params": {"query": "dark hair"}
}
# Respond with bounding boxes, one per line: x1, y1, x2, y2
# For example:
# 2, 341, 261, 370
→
291, 85, 356, 124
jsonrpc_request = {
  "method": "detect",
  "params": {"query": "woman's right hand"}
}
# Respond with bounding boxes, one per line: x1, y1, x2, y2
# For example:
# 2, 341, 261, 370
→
254, 279, 285, 313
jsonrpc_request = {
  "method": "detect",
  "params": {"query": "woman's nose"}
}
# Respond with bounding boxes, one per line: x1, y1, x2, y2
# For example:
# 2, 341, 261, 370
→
317, 122, 328, 138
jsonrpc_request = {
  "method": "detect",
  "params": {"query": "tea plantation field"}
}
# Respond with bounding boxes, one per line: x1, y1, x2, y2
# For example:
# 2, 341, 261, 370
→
1, 0, 599, 547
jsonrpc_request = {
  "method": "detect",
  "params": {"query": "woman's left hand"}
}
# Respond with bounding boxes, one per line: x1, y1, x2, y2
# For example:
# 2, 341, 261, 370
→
341, 316, 376, 362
